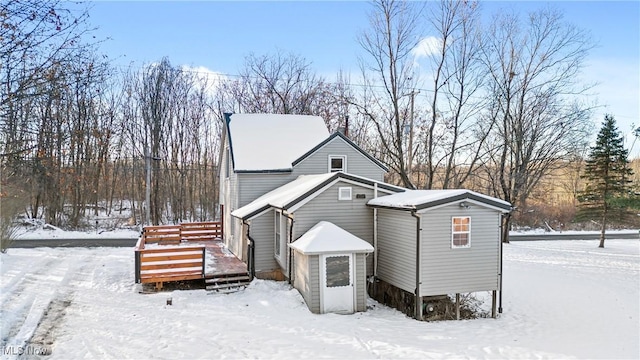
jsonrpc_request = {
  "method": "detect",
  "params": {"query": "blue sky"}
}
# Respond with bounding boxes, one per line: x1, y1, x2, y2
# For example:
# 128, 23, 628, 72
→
87, 1, 640, 154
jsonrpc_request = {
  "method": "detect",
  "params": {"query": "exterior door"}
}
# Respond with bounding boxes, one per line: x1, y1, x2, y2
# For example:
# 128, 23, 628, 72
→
321, 253, 354, 314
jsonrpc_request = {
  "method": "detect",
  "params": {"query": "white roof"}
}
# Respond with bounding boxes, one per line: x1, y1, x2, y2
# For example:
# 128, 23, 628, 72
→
228, 113, 330, 171
231, 173, 336, 219
289, 221, 374, 255
367, 189, 511, 211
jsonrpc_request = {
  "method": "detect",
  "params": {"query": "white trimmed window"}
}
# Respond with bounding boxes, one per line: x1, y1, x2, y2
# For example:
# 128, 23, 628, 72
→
329, 155, 346, 172
225, 147, 231, 178
275, 211, 282, 257
452, 216, 471, 248
338, 187, 352, 201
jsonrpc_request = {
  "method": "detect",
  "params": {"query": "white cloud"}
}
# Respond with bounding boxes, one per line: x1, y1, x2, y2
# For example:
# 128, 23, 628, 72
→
411, 36, 442, 59
180, 65, 227, 95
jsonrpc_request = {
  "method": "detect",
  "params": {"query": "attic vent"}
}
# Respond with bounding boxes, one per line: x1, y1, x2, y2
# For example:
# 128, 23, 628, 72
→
338, 187, 352, 201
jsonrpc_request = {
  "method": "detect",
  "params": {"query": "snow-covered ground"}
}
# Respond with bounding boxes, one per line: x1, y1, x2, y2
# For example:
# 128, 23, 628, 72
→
1, 239, 638, 359
13, 226, 139, 240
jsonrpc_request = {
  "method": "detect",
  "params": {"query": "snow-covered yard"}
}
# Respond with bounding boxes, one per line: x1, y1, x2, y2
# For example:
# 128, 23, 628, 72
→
1, 239, 638, 359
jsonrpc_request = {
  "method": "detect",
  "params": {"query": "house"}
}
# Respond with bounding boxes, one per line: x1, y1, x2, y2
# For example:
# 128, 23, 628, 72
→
218, 113, 391, 278
218, 113, 511, 318
367, 190, 512, 320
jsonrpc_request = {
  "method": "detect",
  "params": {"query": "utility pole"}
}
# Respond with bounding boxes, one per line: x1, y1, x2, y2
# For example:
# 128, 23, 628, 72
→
145, 146, 151, 226
408, 90, 419, 182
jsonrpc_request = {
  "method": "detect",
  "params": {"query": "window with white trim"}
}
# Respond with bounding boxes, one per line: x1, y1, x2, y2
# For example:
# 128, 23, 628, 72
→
452, 216, 470, 248
275, 211, 282, 257
329, 155, 346, 172
338, 187, 352, 201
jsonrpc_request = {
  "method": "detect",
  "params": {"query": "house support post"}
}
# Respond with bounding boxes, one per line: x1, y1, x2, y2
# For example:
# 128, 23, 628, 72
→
411, 211, 422, 321
491, 290, 497, 318
455, 293, 460, 320
499, 213, 506, 314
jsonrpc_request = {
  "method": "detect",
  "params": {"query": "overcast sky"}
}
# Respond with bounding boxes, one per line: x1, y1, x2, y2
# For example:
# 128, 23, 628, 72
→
87, 1, 640, 156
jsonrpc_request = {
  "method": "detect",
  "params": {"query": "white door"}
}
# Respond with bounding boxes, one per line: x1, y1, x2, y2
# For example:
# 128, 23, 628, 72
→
321, 254, 354, 314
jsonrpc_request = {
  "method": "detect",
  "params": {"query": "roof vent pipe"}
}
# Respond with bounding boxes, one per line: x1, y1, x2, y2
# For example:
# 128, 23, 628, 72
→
344, 115, 349, 137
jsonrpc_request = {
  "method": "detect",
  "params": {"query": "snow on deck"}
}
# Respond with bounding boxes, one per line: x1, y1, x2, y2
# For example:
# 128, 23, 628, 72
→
1, 239, 638, 359
228, 113, 329, 171
289, 221, 374, 255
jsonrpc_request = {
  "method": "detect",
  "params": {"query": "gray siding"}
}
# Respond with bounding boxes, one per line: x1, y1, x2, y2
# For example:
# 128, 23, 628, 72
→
419, 204, 501, 295
376, 209, 416, 293
237, 172, 298, 207
219, 136, 238, 249
308, 255, 320, 313
355, 253, 367, 312
293, 137, 385, 181
293, 252, 314, 312
249, 210, 278, 272
292, 181, 376, 275
230, 173, 294, 260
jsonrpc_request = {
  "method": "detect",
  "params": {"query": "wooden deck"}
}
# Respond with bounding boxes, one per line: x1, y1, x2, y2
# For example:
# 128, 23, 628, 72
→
134, 221, 249, 290
200, 240, 248, 277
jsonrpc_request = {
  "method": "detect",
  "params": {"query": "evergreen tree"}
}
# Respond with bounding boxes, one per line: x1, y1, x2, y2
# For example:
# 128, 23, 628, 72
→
578, 115, 633, 248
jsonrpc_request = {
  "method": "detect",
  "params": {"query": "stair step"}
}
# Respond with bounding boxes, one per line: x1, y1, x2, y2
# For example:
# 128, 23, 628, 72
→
205, 274, 251, 284
206, 282, 249, 292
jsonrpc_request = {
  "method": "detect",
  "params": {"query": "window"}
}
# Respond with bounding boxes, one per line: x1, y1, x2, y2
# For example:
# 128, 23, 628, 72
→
338, 187, 352, 201
325, 256, 350, 287
452, 216, 471, 248
329, 155, 346, 172
225, 147, 232, 178
275, 212, 281, 257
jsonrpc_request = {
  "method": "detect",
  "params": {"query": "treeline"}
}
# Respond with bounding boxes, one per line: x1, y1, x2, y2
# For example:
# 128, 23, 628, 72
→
1, 0, 635, 231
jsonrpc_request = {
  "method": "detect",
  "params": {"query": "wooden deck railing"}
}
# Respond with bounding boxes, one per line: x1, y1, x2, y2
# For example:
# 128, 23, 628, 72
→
134, 221, 222, 288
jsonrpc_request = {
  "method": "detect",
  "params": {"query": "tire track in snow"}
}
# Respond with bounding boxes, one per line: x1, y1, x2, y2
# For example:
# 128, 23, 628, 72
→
1, 253, 83, 356
0, 255, 57, 306
0, 255, 63, 345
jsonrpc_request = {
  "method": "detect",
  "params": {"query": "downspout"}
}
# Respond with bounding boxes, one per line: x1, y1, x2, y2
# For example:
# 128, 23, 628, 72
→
243, 220, 255, 281
285, 212, 294, 284
411, 210, 422, 321
499, 212, 505, 314
373, 183, 378, 281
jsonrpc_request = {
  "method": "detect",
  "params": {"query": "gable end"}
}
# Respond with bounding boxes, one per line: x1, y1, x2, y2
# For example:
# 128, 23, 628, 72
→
292, 132, 388, 172
415, 192, 512, 212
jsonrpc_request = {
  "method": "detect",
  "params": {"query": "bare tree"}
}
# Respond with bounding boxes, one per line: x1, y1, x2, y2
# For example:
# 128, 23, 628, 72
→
125, 59, 220, 225
480, 7, 594, 242
355, 0, 421, 188
1, 0, 92, 158
419, 0, 492, 189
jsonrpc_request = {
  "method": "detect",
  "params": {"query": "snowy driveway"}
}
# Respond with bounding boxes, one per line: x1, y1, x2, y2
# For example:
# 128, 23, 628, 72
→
1, 240, 638, 359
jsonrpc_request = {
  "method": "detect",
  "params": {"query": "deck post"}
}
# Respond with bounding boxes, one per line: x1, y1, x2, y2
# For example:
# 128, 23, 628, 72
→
455, 293, 460, 320
135, 250, 141, 283
201, 247, 206, 277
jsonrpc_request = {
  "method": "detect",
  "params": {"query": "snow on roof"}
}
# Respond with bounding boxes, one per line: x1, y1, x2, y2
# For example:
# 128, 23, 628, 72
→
289, 221, 374, 255
231, 173, 337, 219
231, 172, 406, 220
228, 113, 330, 171
367, 189, 511, 212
